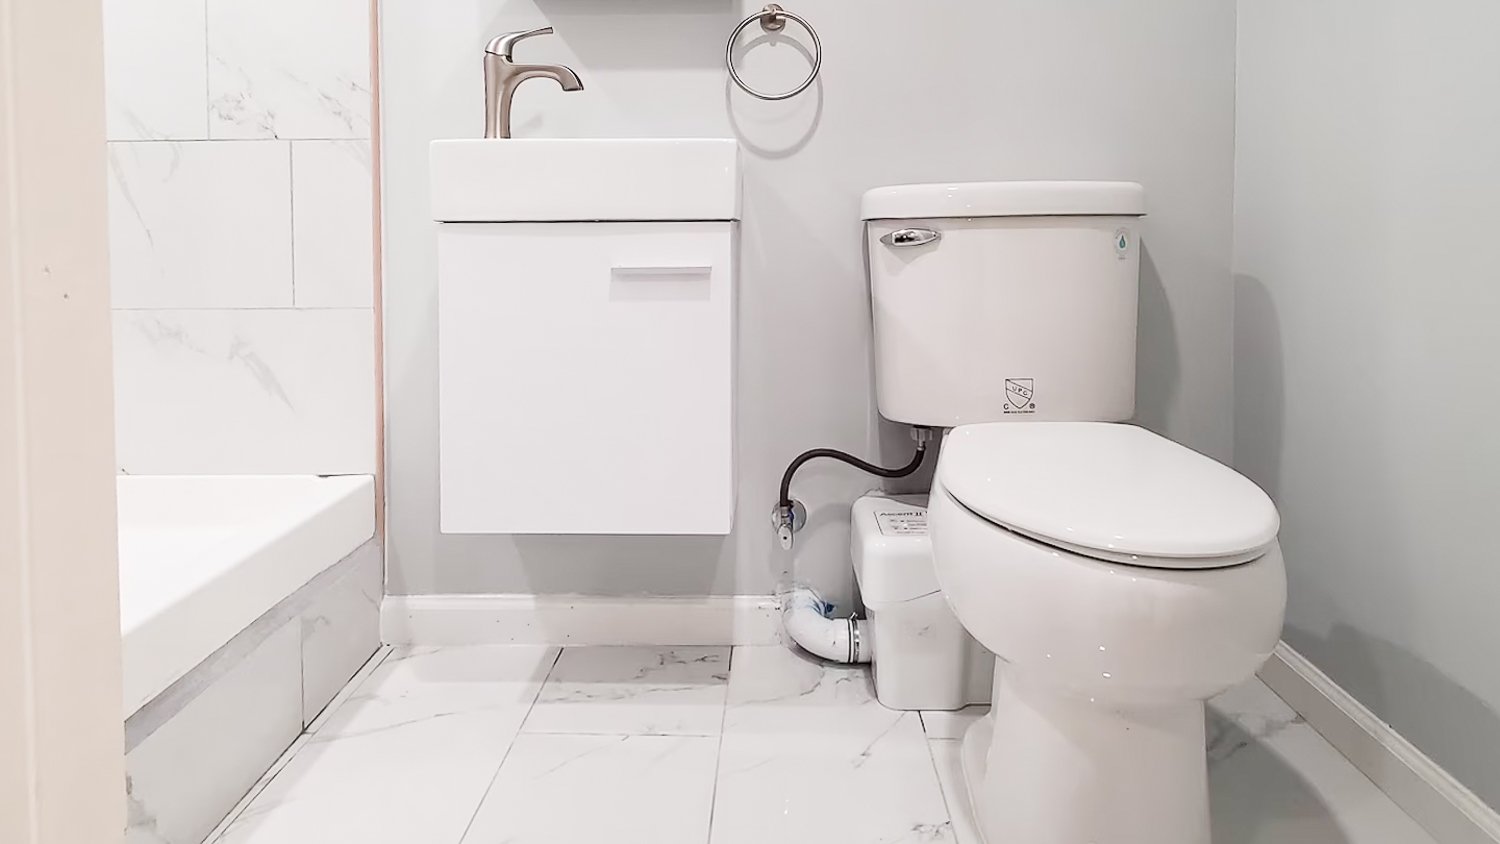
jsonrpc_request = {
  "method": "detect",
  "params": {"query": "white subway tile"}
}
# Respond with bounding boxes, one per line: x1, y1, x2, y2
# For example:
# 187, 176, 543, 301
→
207, 0, 372, 139
113, 309, 377, 475
104, 0, 209, 141
292, 140, 374, 308
108, 140, 293, 309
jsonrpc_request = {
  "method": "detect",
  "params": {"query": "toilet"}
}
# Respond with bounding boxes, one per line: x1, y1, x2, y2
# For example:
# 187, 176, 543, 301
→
862, 181, 1287, 844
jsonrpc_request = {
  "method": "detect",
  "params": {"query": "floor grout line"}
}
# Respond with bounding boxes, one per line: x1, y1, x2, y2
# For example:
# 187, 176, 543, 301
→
453, 646, 564, 844
701, 645, 737, 844
922, 736, 962, 842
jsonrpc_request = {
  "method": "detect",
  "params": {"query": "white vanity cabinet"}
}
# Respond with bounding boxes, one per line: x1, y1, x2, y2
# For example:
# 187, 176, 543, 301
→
430, 139, 740, 535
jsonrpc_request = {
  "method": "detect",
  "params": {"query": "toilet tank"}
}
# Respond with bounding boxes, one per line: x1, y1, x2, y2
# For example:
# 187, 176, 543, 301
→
863, 181, 1146, 427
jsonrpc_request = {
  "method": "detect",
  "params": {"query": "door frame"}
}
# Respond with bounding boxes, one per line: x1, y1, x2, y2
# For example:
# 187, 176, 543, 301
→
0, 0, 126, 841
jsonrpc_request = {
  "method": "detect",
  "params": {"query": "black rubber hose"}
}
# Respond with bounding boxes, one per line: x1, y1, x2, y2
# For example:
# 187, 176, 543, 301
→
778, 432, 930, 508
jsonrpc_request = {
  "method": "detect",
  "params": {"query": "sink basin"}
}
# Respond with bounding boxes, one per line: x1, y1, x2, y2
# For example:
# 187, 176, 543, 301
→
429, 138, 740, 223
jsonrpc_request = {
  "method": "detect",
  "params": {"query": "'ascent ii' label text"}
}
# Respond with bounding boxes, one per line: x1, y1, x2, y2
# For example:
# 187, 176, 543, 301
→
875, 510, 927, 537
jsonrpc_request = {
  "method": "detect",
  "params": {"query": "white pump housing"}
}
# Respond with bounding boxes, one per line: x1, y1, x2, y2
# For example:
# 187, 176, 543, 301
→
863, 181, 1146, 427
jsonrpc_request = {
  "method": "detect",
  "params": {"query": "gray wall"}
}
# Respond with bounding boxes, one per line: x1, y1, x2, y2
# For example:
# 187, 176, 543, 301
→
1234, 1, 1500, 809
381, 0, 1238, 604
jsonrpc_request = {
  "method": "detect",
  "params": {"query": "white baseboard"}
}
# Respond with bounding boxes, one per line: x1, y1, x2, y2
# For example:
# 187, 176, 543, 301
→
1259, 642, 1500, 844
381, 593, 783, 648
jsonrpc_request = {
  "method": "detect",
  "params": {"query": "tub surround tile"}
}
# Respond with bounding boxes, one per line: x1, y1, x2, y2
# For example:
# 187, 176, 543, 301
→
710, 646, 955, 844
103, 0, 209, 141
206, 0, 371, 139
300, 542, 382, 726
204, 647, 393, 844
105, 0, 376, 476
108, 141, 292, 309
214, 646, 558, 844
125, 540, 381, 842
462, 733, 719, 844
126, 622, 301, 844
292, 140, 375, 308
306, 644, 392, 735
125, 537, 377, 743
522, 646, 731, 736
125, 585, 300, 746
113, 308, 376, 475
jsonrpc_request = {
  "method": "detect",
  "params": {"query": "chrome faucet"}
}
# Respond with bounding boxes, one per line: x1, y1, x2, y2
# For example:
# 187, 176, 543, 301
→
484, 27, 584, 139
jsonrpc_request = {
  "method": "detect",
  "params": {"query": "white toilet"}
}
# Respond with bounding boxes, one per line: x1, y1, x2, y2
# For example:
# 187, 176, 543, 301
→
863, 181, 1287, 844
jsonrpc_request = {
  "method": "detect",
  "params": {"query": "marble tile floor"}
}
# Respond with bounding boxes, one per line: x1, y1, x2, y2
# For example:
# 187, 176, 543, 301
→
208, 644, 1439, 844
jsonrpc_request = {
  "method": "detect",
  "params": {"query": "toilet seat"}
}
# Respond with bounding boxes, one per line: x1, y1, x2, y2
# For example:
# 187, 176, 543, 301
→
939, 422, 1279, 570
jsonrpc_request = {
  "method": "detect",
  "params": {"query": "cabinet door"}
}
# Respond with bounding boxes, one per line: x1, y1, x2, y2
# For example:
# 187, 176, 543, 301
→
437, 221, 735, 534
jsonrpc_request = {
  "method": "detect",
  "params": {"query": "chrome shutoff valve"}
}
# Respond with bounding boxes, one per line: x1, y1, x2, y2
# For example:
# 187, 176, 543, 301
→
771, 500, 807, 551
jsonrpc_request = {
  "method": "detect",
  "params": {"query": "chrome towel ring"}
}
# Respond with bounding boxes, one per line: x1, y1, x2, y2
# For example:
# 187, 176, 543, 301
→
725, 4, 822, 101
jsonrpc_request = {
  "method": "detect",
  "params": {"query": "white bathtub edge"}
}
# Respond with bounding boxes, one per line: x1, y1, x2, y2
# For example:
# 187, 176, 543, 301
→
121, 475, 376, 716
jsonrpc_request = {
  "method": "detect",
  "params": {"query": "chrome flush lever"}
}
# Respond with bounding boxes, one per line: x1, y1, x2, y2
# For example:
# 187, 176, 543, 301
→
879, 228, 941, 248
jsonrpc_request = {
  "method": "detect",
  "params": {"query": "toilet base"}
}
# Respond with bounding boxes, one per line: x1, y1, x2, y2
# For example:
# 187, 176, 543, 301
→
960, 670, 1210, 844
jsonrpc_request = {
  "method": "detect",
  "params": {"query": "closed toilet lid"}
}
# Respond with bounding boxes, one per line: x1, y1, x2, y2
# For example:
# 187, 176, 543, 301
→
938, 423, 1279, 568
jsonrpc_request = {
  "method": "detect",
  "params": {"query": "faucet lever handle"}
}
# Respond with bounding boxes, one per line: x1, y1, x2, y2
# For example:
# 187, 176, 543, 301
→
486, 26, 555, 59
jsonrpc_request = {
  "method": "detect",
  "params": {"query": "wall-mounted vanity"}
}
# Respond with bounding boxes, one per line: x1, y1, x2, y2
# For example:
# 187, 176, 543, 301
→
431, 139, 741, 535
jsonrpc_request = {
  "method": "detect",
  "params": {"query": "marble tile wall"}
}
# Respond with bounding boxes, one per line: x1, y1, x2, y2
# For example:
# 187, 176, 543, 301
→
103, 0, 376, 475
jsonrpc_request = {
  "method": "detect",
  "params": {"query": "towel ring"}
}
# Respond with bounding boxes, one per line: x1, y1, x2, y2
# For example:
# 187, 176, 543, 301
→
725, 4, 822, 101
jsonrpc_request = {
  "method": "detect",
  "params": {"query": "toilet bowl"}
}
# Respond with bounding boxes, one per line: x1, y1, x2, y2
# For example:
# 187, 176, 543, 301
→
859, 181, 1286, 842
929, 422, 1286, 844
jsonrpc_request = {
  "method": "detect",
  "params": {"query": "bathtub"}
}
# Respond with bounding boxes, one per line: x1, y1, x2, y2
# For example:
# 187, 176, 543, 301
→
117, 474, 376, 716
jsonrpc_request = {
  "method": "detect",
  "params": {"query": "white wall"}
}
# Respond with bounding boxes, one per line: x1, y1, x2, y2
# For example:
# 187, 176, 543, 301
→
381, 0, 1238, 603
1234, 1, 1500, 810
103, 0, 378, 475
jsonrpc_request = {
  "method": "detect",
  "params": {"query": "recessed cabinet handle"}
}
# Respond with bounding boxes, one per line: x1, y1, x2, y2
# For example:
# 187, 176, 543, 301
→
880, 228, 941, 248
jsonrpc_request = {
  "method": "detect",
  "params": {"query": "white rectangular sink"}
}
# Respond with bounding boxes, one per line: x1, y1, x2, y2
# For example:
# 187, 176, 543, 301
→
430, 138, 741, 223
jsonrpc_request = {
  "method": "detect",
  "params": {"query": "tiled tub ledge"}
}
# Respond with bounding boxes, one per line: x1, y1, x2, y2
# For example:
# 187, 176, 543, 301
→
125, 540, 382, 844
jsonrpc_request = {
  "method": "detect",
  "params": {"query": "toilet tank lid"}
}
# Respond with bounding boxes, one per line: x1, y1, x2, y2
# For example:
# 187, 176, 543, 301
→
938, 422, 1279, 565
862, 180, 1146, 220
